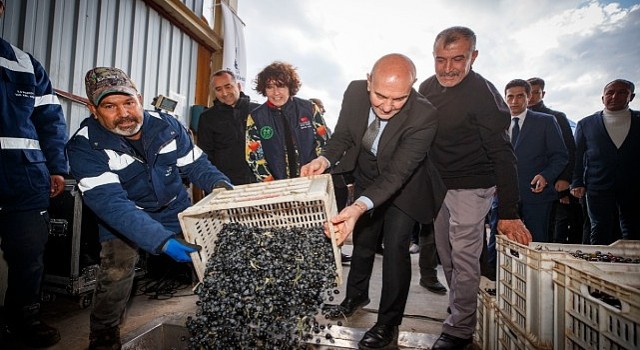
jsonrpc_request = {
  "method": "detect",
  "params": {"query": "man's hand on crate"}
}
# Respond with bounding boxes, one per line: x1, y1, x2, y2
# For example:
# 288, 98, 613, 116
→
325, 200, 368, 245
497, 219, 533, 245
162, 238, 202, 262
300, 157, 330, 176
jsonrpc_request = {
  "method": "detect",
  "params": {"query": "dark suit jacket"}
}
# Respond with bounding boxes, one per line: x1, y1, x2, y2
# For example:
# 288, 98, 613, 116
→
323, 80, 445, 223
513, 110, 568, 204
572, 109, 640, 192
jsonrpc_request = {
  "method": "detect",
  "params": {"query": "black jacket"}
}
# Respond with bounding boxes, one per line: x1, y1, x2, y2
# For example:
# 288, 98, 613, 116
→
197, 92, 259, 185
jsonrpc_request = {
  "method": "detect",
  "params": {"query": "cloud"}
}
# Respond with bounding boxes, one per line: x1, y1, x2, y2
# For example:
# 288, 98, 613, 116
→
239, 0, 640, 128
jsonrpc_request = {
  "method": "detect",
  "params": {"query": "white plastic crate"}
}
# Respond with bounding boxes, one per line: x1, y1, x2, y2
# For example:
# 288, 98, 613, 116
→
178, 175, 341, 283
496, 235, 640, 348
475, 276, 498, 350
552, 259, 640, 350
496, 310, 548, 350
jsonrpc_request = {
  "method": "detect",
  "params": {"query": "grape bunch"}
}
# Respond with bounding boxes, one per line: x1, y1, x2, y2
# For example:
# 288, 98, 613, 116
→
570, 250, 640, 263
186, 223, 339, 349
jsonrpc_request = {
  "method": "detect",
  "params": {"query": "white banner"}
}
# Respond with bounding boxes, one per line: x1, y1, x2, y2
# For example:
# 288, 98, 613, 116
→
221, 2, 247, 86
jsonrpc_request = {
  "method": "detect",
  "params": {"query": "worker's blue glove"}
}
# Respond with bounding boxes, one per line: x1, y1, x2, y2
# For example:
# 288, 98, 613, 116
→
213, 180, 234, 190
162, 238, 201, 262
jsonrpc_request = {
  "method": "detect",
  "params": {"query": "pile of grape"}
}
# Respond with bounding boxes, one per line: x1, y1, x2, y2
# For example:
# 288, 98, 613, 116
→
186, 223, 338, 349
569, 250, 640, 263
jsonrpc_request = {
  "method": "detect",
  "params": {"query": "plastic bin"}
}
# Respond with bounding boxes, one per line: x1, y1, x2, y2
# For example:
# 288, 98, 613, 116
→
178, 175, 341, 283
496, 309, 548, 350
552, 259, 640, 350
475, 277, 498, 350
495, 235, 640, 348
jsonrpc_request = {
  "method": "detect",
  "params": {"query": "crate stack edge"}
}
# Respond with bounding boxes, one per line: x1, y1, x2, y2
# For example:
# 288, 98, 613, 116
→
495, 235, 640, 349
552, 258, 640, 350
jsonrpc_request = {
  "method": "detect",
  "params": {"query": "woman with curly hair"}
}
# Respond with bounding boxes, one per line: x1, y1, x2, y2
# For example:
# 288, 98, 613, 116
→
246, 61, 329, 182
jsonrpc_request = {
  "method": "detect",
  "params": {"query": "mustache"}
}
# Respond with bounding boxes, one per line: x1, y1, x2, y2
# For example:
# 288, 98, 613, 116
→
439, 72, 459, 77
115, 116, 139, 126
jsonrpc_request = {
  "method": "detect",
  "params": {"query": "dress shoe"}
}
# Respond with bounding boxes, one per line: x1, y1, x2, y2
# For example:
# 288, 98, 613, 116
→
431, 332, 472, 350
323, 295, 370, 319
420, 280, 447, 295
358, 323, 398, 349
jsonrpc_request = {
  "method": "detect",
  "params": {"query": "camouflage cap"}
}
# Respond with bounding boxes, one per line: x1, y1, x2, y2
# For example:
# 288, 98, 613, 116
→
85, 67, 139, 105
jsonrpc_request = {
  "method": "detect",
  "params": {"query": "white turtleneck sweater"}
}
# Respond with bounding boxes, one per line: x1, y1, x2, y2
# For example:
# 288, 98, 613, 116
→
602, 108, 631, 148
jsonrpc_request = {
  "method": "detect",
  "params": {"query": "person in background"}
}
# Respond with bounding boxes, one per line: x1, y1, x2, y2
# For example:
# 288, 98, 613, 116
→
571, 79, 639, 244
527, 77, 581, 243
501, 79, 567, 242
197, 69, 259, 186
246, 61, 329, 182
66, 67, 232, 349
0, 1, 66, 346
418, 26, 531, 349
302, 53, 444, 350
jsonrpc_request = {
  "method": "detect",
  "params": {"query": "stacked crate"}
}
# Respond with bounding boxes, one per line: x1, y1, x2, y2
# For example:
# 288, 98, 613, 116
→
552, 259, 640, 349
494, 235, 640, 349
475, 277, 498, 349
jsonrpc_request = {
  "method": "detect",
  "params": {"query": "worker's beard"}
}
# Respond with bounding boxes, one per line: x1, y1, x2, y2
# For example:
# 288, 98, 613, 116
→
113, 116, 142, 137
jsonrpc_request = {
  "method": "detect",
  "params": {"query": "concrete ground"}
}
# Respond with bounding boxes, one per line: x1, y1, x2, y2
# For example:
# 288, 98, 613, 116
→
1, 245, 461, 350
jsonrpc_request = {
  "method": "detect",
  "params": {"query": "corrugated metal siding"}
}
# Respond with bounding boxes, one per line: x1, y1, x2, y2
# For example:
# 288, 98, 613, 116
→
0, 0, 206, 136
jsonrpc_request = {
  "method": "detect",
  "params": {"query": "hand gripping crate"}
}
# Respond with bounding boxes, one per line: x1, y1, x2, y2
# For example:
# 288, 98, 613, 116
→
552, 259, 640, 350
495, 235, 640, 348
178, 174, 341, 284
475, 276, 498, 350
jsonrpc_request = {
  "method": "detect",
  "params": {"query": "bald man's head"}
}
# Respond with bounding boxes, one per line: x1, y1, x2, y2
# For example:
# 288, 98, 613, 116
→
366, 53, 417, 119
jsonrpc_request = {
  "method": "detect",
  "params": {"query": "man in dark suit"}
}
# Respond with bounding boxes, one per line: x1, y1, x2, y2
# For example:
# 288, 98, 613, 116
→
503, 79, 568, 242
571, 79, 639, 244
301, 53, 444, 350
527, 77, 581, 243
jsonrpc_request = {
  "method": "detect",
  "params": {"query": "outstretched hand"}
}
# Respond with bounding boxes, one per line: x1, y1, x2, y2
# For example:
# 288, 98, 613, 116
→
301, 157, 328, 177
497, 219, 532, 245
324, 203, 366, 245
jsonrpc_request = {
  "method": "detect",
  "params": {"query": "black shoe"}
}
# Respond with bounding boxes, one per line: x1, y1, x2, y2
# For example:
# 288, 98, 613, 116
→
6, 319, 61, 348
432, 332, 472, 350
420, 280, 447, 295
323, 295, 370, 319
341, 253, 352, 264
89, 326, 122, 350
358, 323, 399, 349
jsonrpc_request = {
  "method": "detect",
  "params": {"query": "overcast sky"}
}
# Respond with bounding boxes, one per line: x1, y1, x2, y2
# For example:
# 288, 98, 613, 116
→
237, 0, 640, 129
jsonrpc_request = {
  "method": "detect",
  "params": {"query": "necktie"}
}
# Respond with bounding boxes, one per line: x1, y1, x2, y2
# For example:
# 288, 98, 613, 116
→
511, 117, 520, 146
362, 117, 380, 152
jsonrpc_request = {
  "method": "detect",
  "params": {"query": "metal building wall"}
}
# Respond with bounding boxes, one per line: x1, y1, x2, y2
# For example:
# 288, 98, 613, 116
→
0, 0, 208, 136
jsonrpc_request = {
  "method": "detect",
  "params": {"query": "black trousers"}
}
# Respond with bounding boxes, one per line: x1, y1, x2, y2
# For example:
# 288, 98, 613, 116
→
346, 204, 415, 325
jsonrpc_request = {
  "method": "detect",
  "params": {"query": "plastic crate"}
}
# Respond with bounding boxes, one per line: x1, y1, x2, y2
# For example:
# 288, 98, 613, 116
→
475, 277, 498, 350
552, 259, 640, 350
495, 235, 640, 348
178, 175, 341, 283
496, 310, 548, 350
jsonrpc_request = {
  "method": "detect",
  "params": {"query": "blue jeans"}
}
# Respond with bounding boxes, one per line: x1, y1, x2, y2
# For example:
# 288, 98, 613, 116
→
0, 209, 50, 317
90, 238, 139, 332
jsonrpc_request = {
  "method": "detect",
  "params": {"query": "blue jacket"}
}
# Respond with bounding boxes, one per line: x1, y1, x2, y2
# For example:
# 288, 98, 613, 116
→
246, 97, 328, 181
513, 110, 568, 204
66, 111, 230, 253
1, 38, 68, 213
572, 110, 640, 192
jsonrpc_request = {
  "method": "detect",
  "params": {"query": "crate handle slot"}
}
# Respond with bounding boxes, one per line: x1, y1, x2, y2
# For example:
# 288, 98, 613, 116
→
580, 284, 629, 314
